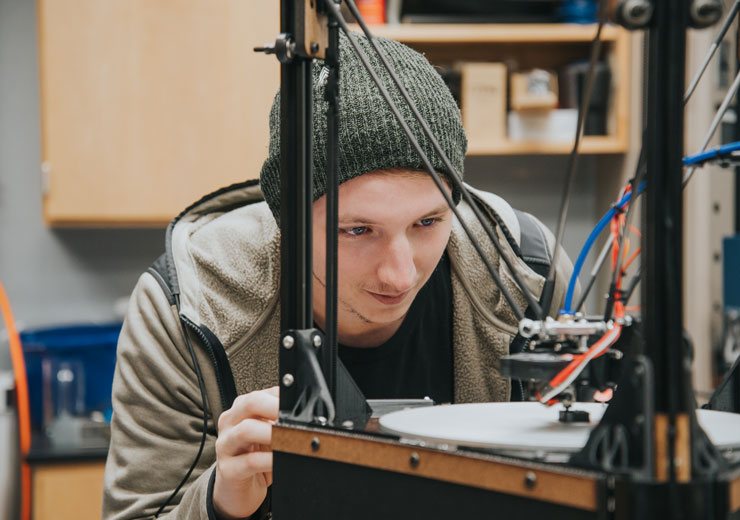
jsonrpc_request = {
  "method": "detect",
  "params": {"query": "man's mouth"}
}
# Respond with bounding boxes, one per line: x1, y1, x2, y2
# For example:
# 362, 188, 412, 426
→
366, 290, 410, 306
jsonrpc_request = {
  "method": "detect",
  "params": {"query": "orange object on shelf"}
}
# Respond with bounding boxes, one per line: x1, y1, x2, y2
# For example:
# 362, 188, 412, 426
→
356, 0, 386, 24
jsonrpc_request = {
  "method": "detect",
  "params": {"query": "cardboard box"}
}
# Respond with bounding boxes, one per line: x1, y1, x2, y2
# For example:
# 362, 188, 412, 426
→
510, 69, 559, 111
460, 62, 507, 148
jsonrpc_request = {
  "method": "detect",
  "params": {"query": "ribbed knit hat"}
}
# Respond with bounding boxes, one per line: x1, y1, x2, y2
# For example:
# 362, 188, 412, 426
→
259, 32, 467, 222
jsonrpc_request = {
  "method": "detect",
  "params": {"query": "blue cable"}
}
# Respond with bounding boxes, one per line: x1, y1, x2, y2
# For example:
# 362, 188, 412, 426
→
561, 182, 646, 314
683, 140, 740, 166
561, 139, 739, 315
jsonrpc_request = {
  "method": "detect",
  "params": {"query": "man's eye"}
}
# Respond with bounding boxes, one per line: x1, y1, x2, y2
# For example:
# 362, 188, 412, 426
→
342, 226, 369, 236
418, 217, 439, 227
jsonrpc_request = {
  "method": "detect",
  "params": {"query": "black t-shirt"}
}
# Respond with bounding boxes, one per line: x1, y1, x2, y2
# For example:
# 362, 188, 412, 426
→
337, 254, 454, 404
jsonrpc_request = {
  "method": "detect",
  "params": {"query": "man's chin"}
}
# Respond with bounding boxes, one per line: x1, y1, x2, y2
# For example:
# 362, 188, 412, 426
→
360, 300, 413, 325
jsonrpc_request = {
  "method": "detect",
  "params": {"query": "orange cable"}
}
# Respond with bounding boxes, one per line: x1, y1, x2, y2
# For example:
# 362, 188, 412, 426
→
622, 247, 642, 272
0, 281, 32, 520
546, 300, 626, 393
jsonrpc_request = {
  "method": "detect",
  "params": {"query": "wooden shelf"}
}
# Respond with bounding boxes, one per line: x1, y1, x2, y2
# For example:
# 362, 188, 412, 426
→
468, 136, 626, 156
361, 23, 622, 44
355, 23, 630, 157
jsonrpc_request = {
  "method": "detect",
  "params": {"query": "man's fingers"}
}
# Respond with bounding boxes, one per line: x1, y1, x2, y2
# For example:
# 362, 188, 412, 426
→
265, 386, 279, 397
219, 389, 279, 431
218, 451, 273, 482
216, 418, 272, 457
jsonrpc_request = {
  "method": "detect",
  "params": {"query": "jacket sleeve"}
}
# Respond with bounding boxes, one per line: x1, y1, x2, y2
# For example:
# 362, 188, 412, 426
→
102, 272, 219, 520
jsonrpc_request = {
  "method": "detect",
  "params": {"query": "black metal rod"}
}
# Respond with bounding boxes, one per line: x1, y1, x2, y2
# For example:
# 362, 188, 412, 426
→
322, 13, 339, 400
279, 1, 314, 413
279, 61, 313, 330
544, 0, 607, 316
643, 1, 689, 498
644, 0, 690, 414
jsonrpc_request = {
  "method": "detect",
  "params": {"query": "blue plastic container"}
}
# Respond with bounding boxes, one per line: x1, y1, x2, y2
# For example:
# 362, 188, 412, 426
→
20, 323, 121, 430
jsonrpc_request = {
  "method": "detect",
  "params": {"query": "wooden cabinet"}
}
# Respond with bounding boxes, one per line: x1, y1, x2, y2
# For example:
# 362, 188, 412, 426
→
368, 23, 630, 156
31, 461, 106, 520
37, 1, 280, 226
37, 9, 628, 225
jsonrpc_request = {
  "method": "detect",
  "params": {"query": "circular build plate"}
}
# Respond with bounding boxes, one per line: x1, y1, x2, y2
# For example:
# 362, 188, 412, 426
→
379, 402, 740, 453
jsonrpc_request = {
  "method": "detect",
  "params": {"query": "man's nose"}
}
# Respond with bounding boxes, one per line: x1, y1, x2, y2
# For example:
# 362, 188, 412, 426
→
376, 236, 416, 292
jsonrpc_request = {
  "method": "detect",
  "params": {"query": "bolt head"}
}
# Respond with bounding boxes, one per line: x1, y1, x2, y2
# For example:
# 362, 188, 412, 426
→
282, 373, 294, 387
342, 420, 354, 429
282, 335, 295, 349
524, 471, 537, 489
311, 437, 320, 452
310, 42, 319, 54
313, 335, 322, 348
409, 452, 420, 468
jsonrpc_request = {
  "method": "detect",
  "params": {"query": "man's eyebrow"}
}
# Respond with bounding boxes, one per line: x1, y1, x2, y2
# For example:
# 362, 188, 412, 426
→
337, 204, 451, 224
423, 204, 452, 217
336, 215, 379, 225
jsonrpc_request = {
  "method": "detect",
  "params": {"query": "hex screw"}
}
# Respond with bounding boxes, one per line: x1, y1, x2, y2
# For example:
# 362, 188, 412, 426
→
524, 471, 537, 489
282, 373, 294, 387
310, 42, 319, 54
282, 335, 295, 349
409, 452, 420, 469
311, 437, 320, 452
341, 420, 354, 429
313, 335, 322, 348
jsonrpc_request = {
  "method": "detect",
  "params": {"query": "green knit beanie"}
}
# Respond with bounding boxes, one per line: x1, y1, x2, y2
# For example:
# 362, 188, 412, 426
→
259, 32, 467, 222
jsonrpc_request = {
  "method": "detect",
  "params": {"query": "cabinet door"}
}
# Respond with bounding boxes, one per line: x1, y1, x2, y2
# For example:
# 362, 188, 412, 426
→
32, 461, 106, 520
37, 1, 279, 226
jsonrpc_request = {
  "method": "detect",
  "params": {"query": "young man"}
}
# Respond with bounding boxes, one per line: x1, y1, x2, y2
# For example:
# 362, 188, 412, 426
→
102, 34, 573, 519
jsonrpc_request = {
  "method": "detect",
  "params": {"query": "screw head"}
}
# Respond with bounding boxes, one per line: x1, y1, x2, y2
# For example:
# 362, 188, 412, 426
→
310, 42, 319, 54
524, 471, 537, 489
311, 437, 320, 451
342, 420, 354, 429
282, 335, 295, 349
282, 373, 294, 387
313, 335, 322, 348
409, 452, 420, 468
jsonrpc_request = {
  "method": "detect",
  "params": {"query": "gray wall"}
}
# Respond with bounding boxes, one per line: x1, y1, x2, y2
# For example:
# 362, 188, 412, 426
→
465, 155, 599, 261
0, 0, 164, 371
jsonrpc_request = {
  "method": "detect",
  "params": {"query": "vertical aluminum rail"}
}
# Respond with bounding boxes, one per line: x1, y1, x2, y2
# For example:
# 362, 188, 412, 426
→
643, 0, 696, 503
278, 0, 314, 414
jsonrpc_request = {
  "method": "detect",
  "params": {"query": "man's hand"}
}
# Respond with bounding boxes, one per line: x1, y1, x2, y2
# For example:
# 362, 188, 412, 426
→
213, 386, 279, 519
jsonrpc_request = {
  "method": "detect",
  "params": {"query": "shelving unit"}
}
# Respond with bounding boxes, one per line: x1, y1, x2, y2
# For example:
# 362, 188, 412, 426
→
365, 23, 630, 156
36, 8, 629, 226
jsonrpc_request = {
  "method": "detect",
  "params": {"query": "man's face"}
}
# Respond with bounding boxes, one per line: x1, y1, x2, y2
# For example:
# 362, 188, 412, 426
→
312, 170, 453, 346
